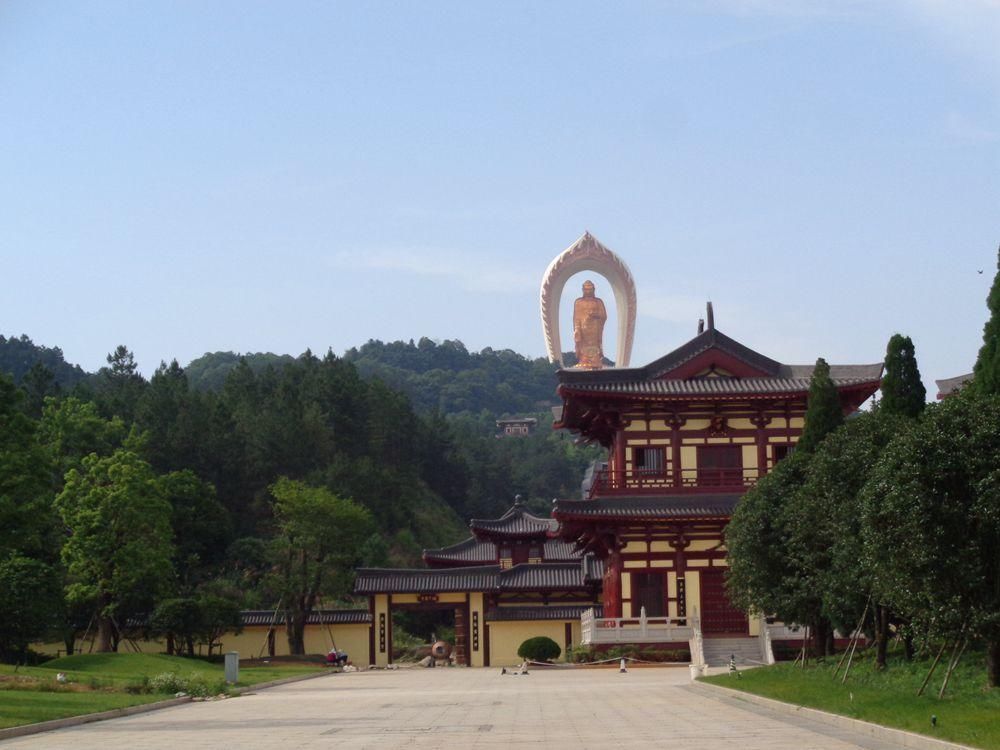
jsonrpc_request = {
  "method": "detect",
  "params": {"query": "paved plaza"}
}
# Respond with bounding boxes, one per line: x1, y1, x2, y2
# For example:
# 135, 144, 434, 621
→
3, 667, 919, 750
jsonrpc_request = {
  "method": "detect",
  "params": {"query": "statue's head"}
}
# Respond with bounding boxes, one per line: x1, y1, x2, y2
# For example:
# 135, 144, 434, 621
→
582, 279, 596, 297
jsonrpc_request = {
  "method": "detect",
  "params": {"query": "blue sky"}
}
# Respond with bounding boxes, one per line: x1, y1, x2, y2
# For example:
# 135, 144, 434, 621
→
1, 1, 998, 395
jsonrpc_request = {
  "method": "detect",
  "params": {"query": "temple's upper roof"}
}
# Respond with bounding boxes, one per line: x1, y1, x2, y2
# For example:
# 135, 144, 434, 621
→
423, 536, 580, 566
553, 494, 740, 521
557, 327, 882, 397
936, 373, 973, 400
353, 558, 604, 595
468, 502, 558, 539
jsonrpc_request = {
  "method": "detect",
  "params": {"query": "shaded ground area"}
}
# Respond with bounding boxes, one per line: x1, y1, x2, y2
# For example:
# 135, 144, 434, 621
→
0, 666, 941, 750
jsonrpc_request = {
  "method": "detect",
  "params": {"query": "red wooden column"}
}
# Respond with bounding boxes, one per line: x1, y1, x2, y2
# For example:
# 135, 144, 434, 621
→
668, 414, 685, 487
454, 602, 469, 666
751, 412, 771, 479
613, 429, 626, 489
603, 548, 623, 618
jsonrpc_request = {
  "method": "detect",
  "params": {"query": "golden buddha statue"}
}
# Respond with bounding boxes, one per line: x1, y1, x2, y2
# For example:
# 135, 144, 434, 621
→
573, 279, 607, 369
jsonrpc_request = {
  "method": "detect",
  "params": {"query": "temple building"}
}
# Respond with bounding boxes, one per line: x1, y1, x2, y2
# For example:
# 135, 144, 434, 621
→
353, 313, 881, 666
353, 499, 602, 667
551, 310, 881, 662
495, 417, 538, 437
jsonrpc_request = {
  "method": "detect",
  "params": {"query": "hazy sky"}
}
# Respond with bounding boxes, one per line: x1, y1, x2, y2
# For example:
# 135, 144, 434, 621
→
2, 2, 998, 396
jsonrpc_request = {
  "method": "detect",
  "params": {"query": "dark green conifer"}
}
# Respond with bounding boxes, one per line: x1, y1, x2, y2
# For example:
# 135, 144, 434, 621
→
973, 244, 1000, 395
797, 358, 844, 453
880, 334, 926, 418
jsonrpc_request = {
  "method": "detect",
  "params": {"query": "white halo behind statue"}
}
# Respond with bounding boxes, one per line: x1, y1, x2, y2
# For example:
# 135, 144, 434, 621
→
540, 232, 637, 368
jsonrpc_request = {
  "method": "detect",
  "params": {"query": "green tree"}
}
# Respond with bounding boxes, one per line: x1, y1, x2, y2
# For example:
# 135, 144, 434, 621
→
149, 593, 242, 657
156, 470, 232, 587
37, 396, 126, 483
973, 245, 1000, 395
268, 478, 373, 654
0, 374, 56, 559
95, 345, 147, 423
149, 597, 202, 656
797, 358, 844, 453
861, 390, 1000, 687
726, 453, 810, 627
790, 412, 910, 666
20, 362, 60, 418
880, 334, 926, 418
728, 359, 851, 655
56, 450, 175, 652
0, 555, 62, 661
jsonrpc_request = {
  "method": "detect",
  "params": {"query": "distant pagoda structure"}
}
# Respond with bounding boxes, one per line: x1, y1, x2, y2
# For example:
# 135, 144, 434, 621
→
354, 498, 602, 667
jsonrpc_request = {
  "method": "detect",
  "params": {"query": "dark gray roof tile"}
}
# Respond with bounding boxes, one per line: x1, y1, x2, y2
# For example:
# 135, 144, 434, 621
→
553, 494, 740, 520
240, 609, 371, 626
486, 605, 603, 622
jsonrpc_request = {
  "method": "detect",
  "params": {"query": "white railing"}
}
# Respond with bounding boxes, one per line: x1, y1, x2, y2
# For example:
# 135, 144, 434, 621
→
689, 608, 704, 667
580, 607, 694, 645
766, 623, 806, 640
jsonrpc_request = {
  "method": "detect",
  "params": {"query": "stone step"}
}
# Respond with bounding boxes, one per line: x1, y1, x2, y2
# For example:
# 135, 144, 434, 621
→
702, 637, 763, 666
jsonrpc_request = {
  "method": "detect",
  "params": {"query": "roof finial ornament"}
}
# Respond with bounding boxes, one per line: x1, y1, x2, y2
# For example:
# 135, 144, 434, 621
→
706, 301, 715, 331
697, 318, 705, 334
514, 494, 523, 507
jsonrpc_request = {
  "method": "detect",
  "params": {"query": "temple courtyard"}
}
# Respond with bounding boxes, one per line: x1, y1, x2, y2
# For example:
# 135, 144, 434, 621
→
2, 667, 924, 750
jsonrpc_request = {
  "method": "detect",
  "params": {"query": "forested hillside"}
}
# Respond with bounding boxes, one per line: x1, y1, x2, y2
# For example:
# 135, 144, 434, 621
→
343, 338, 561, 414
0, 335, 88, 389
0, 334, 598, 656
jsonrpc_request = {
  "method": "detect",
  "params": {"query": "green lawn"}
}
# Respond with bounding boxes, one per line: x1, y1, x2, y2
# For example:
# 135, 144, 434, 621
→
702, 648, 1000, 749
0, 653, 327, 730
0, 691, 163, 730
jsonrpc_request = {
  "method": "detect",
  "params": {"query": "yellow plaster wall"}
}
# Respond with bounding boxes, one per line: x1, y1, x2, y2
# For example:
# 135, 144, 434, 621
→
790, 417, 805, 428
622, 541, 647, 554
683, 419, 711, 431
727, 418, 754, 430
742, 444, 758, 469
488, 621, 568, 667
650, 541, 671, 553
650, 559, 671, 568
680, 445, 697, 470
649, 419, 669, 431
625, 420, 647, 432
620, 573, 632, 600
623, 560, 645, 569
687, 540, 719, 552
688, 559, 709, 567
34, 623, 372, 663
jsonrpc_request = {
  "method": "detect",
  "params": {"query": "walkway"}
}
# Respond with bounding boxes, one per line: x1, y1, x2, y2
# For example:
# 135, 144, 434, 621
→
2, 667, 916, 749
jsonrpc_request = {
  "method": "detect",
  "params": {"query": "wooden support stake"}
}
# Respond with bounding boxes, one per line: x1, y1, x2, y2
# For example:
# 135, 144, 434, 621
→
938, 639, 968, 699
917, 640, 948, 697
835, 596, 871, 680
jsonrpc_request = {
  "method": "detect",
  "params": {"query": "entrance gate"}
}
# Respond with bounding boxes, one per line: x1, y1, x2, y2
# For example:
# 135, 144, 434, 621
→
699, 569, 748, 635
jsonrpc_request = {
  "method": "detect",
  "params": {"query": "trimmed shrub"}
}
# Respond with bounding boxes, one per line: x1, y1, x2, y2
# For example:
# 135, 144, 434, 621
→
517, 636, 561, 663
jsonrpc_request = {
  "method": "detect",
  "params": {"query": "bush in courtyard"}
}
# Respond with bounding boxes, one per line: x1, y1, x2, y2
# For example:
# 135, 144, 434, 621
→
517, 636, 561, 663
145, 671, 228, 697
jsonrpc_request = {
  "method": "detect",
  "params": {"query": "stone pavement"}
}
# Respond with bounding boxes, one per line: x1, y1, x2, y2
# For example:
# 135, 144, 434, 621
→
1, 666, 916, 749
